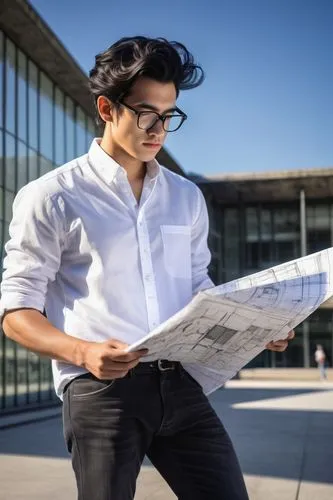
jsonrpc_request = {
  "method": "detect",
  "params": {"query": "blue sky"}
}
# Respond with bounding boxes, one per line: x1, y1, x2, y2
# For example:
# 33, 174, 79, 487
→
30, 0, 333, 176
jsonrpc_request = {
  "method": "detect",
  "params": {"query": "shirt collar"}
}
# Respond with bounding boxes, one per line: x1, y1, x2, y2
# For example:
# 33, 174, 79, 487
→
88, 138, 160, 184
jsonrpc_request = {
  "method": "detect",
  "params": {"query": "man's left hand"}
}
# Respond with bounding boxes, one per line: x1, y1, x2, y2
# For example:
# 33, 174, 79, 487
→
265, 330, 295, 352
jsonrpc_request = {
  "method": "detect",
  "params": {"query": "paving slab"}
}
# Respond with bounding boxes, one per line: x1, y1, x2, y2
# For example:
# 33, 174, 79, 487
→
297, 481, 333, 500
0, 380, 332, 500
245, 475, 299, 500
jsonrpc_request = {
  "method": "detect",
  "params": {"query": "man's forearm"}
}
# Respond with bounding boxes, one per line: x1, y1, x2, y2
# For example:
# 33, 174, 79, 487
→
2, 309, 89, 366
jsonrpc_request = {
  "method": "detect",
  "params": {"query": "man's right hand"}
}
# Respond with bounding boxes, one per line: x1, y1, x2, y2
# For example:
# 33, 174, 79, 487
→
80, 339, 148, 380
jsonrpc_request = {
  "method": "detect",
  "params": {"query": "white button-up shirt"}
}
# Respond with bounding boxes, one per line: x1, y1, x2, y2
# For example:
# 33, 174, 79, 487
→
0, 139, 214, 397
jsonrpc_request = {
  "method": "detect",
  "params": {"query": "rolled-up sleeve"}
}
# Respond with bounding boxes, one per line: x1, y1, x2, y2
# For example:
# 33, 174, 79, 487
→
191, 187, 215, 295
0, 182, 65, 322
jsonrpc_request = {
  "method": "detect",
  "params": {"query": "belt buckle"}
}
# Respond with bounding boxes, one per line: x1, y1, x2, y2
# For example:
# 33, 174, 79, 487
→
157, 359, 175, 371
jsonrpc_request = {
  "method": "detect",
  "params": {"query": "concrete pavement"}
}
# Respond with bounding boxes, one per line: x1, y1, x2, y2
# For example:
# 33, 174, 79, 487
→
0, 379, 332, 500
239, 368, 333, 382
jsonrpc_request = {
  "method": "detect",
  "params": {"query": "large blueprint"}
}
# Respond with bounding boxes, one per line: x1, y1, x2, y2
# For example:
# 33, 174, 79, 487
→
127, 248, 333, 394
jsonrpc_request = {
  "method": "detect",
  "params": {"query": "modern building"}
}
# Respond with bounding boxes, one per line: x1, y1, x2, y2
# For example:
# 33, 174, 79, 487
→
0, 0, 185, 413
195, 168, 333, 371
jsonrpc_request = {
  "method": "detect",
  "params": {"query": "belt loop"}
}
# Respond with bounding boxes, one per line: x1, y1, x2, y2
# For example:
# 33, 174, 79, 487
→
158, 359, 177, 371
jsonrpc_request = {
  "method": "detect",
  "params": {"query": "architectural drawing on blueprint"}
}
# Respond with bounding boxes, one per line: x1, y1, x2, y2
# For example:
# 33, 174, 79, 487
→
127, 248, 333, 394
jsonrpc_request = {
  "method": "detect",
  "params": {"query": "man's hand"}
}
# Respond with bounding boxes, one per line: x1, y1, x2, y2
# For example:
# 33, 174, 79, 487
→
80, 339, 148, 380
265, 330, 295, 352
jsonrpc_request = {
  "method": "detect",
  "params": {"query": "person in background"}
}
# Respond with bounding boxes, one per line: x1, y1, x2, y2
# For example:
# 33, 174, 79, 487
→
315, 344, 327, 380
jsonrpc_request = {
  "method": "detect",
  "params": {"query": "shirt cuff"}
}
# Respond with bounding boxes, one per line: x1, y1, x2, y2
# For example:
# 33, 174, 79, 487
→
0, 295, 44, 325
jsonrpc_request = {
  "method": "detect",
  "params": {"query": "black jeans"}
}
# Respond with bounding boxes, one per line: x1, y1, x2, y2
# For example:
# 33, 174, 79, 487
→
62, 362, 249, 500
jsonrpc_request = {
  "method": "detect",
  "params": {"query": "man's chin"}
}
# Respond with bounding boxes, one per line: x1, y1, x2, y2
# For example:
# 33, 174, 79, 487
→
138, 150, 160, 162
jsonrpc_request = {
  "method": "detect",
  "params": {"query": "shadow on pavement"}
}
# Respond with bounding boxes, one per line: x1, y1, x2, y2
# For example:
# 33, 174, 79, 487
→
0, 386, 332, 485
210, 387, 333, 485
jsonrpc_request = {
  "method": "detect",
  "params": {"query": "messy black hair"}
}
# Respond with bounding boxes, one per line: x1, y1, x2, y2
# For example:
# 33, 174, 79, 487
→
89, 36, 204, 126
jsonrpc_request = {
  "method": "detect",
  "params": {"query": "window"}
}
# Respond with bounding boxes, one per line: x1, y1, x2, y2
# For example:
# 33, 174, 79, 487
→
0, 188, 3, 220
275, 240, 297, 262
17, 140, 28, 189
0, 31, 4, 125
307, 205, 330, 230
17, 50, 27, 142
40, 358, 53, 400
245, 207, 258, 242
28, 61, 38, 150
76, 107, 86, 157
65, 96, 75, 161
0, 129, 3, 187
3, 336, 16, 408
27, 351, 40, 403
5, 190, 15, 223
274, 208, 299, 238
224, 208, 240, 280
261, 209, 272, 241
307, 205, 331, 253
39, 73, 53, 162
245, 205, 300, 271
40, 155, 53, 176
5, 133, 16, 191
86, 116, 96, 149
5, 39, 16, 135
245, 207, 260, 271
54, 87, 65, 165
28, 148, 38, 182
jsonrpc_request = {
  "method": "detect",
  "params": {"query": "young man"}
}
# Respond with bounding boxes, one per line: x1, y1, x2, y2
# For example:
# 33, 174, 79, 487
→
1, 37, 293, 500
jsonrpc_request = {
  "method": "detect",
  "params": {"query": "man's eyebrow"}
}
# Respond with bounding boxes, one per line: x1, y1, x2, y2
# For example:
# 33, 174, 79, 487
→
134, 102, 178, 113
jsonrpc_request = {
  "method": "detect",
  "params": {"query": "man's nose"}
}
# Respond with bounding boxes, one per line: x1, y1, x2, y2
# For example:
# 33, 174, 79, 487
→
148, 117, 165, 135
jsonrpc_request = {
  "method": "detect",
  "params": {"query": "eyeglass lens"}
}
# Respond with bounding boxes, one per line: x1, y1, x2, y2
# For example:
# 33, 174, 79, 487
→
138, 112, 184, 132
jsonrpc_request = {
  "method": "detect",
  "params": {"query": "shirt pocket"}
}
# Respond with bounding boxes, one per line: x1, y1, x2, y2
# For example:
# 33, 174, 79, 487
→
160, 225, 191, 279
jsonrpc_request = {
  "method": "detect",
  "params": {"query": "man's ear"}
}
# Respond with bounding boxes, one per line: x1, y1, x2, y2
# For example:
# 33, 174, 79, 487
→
97, 96, 113, 123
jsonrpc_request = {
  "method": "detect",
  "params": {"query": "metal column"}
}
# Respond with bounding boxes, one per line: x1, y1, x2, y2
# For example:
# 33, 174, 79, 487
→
300, 189, 307, 257
300, 189, 310, 367
302, 321, 310, 368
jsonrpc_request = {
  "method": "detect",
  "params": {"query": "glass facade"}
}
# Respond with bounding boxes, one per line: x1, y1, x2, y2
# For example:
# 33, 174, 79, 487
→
0, 29, 97, 412
205, 194, 224, 285
205, 197, 333, 371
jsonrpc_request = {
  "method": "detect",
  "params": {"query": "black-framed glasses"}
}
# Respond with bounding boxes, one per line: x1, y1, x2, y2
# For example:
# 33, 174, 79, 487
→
118, 100, 187, 132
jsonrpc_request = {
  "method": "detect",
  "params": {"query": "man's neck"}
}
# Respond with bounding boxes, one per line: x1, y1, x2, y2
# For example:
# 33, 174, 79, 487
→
100, 135, 146, 182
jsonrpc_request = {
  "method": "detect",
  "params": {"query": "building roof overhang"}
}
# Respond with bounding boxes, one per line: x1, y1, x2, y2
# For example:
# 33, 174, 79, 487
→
194, 167, 333, 204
